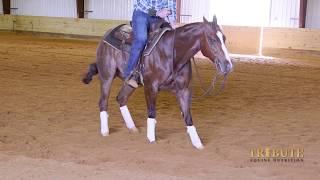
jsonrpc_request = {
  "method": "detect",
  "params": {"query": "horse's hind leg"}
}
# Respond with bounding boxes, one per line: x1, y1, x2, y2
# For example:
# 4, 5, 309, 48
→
97, 58, 116, 136
116, 84, 138, 133
98, 79, 113, 136
176, 88, 204, 149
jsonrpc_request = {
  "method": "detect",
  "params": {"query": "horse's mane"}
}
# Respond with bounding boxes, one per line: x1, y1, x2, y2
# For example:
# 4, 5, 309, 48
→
152, 20, 204, 32
176, 22, 203, 32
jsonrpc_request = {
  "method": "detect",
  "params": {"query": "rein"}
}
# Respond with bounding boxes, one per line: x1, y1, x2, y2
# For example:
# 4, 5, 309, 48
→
191, 57, 228, 100
172, 29, 176, 75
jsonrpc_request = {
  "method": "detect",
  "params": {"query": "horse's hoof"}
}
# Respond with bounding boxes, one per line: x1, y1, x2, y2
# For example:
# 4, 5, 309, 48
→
195, 144, 204, 150
149, 141, 157, 144
101, 132, 109, 137
129, 127, 139, 133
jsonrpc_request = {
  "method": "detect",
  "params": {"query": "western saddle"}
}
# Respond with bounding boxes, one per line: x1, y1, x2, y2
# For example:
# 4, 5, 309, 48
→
103, 19, 173, 87
103, 19, 172, 56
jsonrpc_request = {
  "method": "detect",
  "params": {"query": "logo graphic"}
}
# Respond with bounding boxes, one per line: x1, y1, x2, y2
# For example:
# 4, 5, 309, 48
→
250, 147, 304, 163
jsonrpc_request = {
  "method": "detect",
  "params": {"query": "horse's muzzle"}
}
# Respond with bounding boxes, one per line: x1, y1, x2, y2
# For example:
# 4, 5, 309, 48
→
216, 59, 233, 75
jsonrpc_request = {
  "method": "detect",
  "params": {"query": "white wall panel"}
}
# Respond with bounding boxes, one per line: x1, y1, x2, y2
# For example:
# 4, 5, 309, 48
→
0, 0, 3, 14
85, 0, 209, 22
269, 0, 300, 28
210, 0, 270, 26
180, 0, 210, 23
306, 0, 320, 29
85, 0, 133, 20
10, 0, 76, 17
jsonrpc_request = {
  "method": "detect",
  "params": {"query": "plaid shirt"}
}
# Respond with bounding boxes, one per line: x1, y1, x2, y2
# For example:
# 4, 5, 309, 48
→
133, 0, 176, 22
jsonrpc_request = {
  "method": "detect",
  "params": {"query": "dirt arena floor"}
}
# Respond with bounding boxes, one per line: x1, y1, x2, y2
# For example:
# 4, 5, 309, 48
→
0, 31, 319, 180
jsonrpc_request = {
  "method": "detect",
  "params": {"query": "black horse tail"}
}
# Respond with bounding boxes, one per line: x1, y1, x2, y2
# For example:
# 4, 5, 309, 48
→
82, 63, 98, 84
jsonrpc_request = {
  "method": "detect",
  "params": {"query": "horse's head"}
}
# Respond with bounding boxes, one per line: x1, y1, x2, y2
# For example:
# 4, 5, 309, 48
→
200, 16, 233, 75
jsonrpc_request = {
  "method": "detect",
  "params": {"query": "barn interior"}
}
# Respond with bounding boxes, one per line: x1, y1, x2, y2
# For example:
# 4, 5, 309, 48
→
0, 0, 319, 179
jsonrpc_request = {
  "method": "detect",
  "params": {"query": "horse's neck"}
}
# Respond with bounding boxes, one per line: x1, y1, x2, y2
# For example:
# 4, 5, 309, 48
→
174, 23, 203, 71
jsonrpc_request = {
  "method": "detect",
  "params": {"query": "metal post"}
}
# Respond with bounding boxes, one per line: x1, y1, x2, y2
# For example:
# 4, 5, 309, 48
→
299, 0, 308, 28
176, 0, 181, 23
76, 0, 85, 18
3, 0, 10, 14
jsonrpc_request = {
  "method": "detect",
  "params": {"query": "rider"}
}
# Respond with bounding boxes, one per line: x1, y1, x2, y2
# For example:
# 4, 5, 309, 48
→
125, 0, 177, 88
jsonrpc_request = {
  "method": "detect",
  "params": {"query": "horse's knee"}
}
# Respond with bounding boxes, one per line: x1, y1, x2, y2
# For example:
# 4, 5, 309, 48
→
148, 113, 156, 119
116, 95, 128, 107
148, 108, 156, 119
185, 118, 193, 126
99, 98, 107, 111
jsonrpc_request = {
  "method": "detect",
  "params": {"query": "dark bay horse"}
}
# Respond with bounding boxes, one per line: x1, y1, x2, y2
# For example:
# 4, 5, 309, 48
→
83, 16, 233, 149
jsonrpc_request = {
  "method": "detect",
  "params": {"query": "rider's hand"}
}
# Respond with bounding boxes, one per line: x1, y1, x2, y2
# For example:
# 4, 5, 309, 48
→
170, 21, 177, 29
156, 8, 172, 18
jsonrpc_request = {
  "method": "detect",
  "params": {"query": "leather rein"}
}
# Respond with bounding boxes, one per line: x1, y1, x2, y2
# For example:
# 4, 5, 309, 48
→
191, 57, 228, 100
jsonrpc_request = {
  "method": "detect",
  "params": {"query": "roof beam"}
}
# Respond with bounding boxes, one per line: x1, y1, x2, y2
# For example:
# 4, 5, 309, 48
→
76, 0, 85, 18
2, 0, 10, 14
299, 0, 308, 28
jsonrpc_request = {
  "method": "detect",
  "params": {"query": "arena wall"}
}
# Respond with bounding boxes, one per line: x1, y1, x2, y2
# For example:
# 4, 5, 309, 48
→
0, 15, 126, 36
0, 15, 13, 29
222, 26, 261, 55
0, 15, 260, 55
1, 15, 320, 59
262, 27, 320, 59
0, 0, 3, 15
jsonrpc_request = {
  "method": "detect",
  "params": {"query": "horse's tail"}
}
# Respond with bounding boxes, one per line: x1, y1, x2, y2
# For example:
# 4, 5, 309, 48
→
82, 63, 98, 84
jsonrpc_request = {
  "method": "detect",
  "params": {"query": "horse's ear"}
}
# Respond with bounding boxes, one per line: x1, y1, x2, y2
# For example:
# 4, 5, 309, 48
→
203, 16, 209, 24
212, 15, 218, 25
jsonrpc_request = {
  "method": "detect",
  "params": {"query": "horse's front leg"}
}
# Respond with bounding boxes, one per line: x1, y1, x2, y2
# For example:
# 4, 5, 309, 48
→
176, 88, 204, 149
116, 84, 138, 133
144, 85, 158, 143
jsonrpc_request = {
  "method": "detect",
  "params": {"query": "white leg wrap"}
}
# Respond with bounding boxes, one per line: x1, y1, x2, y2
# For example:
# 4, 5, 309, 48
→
120, 106, 136, 129
100, 111, 109, 136
187, 126, 204, 149
147, 118, 157, 142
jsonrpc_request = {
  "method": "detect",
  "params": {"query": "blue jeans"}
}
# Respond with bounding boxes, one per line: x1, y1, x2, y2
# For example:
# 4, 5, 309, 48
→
124, 10, 159, 79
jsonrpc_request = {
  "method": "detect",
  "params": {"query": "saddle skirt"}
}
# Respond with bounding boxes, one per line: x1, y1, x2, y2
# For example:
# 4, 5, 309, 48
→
103, 24, 172, 56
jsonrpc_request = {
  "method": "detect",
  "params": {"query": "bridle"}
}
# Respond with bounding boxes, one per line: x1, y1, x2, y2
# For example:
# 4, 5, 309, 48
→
191, 57, 228, 100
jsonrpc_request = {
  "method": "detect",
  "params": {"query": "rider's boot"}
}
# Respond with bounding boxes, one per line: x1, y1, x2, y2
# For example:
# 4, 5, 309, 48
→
125, 72, 139, 88
126, 78, 139, 88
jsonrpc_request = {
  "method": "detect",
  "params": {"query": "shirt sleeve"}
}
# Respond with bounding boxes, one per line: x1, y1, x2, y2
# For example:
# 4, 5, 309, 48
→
136, 0, 153, 12
167, 0, 177, 22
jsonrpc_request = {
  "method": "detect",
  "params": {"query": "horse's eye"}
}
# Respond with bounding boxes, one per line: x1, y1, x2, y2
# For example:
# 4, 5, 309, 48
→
210, 37, 218, 43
